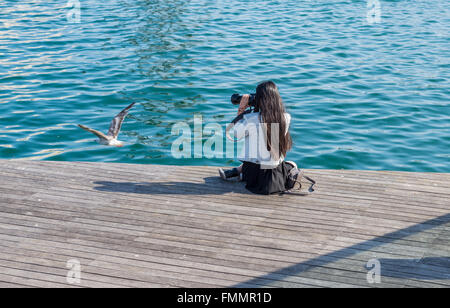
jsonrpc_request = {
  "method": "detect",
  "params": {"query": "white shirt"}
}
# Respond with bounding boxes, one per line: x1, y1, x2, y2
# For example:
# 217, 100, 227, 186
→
231, 112, 291, 168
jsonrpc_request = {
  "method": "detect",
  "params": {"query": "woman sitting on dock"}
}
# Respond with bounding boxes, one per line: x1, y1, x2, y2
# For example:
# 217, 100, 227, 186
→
219, 81, 299, 195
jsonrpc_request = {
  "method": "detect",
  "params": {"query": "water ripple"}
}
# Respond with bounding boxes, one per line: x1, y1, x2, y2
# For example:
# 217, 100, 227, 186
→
0, 0, 449, 172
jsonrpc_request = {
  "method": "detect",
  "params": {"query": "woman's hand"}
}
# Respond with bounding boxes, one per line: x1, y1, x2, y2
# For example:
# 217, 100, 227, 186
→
237, 94, 250, 115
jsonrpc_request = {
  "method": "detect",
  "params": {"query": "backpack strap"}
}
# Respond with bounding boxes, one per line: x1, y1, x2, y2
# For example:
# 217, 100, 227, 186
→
284, 169, 316, 196
303, 175, 316, 193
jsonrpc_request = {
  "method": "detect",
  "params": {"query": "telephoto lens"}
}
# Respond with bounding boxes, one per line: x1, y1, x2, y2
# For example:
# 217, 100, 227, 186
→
230, 93, 256, 106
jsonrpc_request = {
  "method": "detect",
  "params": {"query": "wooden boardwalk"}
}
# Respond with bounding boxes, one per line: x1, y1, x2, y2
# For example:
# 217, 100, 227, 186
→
0, 160, 449, 288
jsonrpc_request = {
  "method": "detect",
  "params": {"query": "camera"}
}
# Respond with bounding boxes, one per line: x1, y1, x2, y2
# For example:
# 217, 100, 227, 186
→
229, 93, 257, 124
231, 93, 257, 107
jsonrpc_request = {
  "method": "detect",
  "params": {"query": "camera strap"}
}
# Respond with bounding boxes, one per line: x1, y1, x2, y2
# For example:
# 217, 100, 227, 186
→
230, 109, 253, 124
226, 109, 255, 141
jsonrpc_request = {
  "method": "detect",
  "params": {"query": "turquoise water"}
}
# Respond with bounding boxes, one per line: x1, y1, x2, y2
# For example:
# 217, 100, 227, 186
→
1, 0, 449, 172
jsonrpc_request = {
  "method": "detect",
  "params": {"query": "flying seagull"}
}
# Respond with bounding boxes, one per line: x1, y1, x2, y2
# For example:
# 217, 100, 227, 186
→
78, 102, 135, 147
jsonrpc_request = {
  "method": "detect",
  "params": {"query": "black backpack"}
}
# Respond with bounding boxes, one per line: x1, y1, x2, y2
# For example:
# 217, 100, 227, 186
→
285, 167, 316, 195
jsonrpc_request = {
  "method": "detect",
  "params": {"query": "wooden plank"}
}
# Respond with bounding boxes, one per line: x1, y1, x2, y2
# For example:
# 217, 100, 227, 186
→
0, 174, 444, 239
0, 160, 448, 288
1, 165, 446, 218
0, 204, 446, 267
2, 167, 447, 218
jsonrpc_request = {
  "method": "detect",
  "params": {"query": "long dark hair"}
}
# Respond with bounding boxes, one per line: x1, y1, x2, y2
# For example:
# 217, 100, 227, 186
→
255, 81, 292, 159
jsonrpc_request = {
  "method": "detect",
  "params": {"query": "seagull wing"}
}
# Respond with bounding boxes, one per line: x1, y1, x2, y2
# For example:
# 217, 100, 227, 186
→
78, 124, 109, 141
107, 102, 135, 139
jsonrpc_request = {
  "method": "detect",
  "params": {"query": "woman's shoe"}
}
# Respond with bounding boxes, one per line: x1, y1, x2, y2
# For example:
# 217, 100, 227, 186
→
219, 167, 240, 180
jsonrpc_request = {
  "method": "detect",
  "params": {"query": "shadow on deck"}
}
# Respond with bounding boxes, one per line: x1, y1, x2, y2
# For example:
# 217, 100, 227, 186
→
232, 213, 450, 287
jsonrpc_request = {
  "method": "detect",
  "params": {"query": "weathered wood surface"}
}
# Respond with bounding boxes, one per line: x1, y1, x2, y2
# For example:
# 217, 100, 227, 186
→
0, 160, 448, 288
